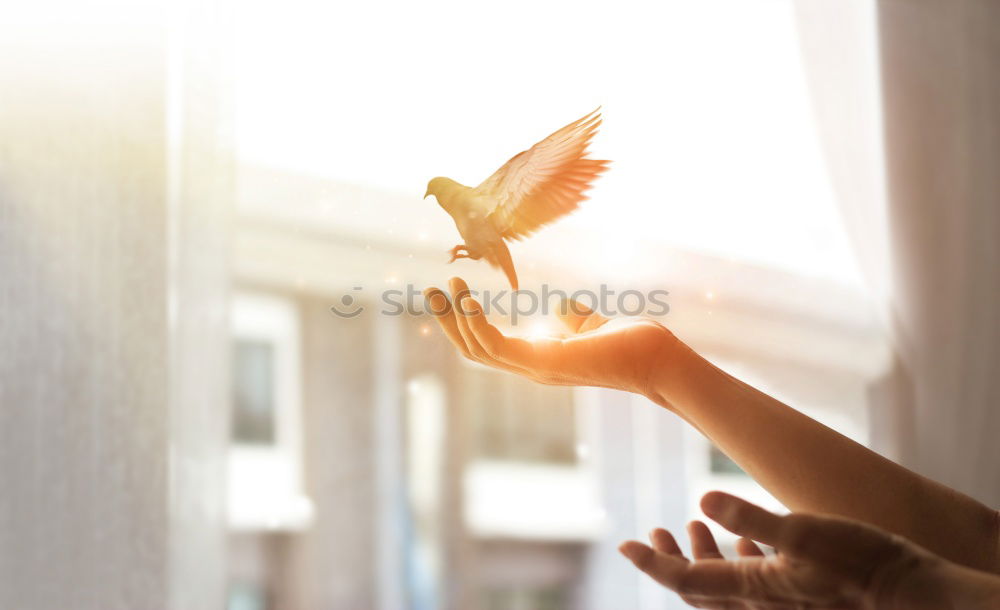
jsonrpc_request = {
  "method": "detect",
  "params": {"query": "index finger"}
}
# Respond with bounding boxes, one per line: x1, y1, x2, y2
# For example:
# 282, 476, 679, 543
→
448, 277, 474, 315
461, 298, 542, 364
702, 491, 891, 573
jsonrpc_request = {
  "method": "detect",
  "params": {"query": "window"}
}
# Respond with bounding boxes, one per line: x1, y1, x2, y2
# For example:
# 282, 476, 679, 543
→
227, 292, 313, 531
226, 582, 267, 610
232, 340, 277, 444
709, 444, 746, 476
481, 587, 569, 610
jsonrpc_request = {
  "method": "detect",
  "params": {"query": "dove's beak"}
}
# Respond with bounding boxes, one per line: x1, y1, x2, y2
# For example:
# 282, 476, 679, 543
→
423, 188, 431, 199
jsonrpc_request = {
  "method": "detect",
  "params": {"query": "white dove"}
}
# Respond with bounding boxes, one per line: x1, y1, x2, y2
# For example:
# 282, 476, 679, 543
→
424, 108, 609, 290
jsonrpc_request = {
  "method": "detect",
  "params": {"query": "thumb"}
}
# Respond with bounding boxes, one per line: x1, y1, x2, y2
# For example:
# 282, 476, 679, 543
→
700, 491, 785, 548
556, 298, 608, 334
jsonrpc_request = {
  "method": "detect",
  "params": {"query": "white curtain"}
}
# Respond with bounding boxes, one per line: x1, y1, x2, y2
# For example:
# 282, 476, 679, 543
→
0, 6, 233, 609
793, 0, 1000, 505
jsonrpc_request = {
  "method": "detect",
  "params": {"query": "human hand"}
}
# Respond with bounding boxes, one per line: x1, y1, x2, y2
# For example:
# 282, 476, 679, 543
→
619, 491, 1000, 609
423, 277, 681, 404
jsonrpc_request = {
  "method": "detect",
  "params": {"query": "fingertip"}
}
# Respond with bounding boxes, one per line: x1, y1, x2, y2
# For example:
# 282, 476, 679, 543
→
555, 298, 599, 333
620, 541, 689, 590
460, 296, 481, 315
566, 298, 594, 316
687, 520, 715, 547
648, 527, 664, 545
425, 291, 448, 315
649, 528, 683, 556
618, 540, 652, 564
700, 491, 732, 519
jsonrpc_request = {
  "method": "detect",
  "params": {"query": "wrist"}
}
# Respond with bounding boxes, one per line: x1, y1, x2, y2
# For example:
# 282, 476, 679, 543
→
873, 551, 946, 610
883, 554, 1000, 610
644, 331, 703, 412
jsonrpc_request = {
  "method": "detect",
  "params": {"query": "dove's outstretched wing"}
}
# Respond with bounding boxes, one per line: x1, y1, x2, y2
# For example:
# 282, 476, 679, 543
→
475, 108, 609, 241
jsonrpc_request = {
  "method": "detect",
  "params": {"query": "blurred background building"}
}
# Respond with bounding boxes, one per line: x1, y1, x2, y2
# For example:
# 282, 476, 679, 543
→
2, 1, 997, 609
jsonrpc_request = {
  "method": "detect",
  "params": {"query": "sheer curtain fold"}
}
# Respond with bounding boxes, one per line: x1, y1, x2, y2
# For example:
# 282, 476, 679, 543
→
793, 0, 1000, 505
0, 7, 233, 609
792, 0, 892, 318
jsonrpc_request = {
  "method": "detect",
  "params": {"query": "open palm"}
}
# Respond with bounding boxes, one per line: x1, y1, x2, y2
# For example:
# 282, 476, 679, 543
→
424, 277, 678, 400
620, 491, 950, 610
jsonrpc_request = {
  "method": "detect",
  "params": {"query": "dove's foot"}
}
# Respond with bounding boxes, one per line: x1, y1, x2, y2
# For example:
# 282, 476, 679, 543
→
448, 245, 470, 263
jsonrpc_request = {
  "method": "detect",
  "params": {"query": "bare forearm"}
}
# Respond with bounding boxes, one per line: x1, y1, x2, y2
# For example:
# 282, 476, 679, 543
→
650, 338, 1000, 573
425, 279, 1000, 572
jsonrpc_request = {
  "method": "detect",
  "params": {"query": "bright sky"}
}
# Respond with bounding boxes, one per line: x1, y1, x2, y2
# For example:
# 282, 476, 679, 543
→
234, 0, 863, 286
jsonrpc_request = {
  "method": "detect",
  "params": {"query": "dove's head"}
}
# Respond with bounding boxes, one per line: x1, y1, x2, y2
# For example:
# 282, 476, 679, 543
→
424, 177, 457, 202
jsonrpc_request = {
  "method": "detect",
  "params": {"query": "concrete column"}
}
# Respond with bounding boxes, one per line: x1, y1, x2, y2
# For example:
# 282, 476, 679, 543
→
279, 297, 377, 609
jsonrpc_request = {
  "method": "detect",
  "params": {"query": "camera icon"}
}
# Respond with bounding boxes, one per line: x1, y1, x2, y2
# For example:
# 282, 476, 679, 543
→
329, 287, 365, 318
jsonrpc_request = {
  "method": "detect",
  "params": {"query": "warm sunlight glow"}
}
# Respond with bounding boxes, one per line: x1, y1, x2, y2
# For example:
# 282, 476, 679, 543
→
526, 320, 554, 341
234, 0, 863, 286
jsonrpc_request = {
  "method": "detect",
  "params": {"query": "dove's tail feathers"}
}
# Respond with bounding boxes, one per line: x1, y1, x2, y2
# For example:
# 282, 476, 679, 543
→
488, 241, 519, 291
